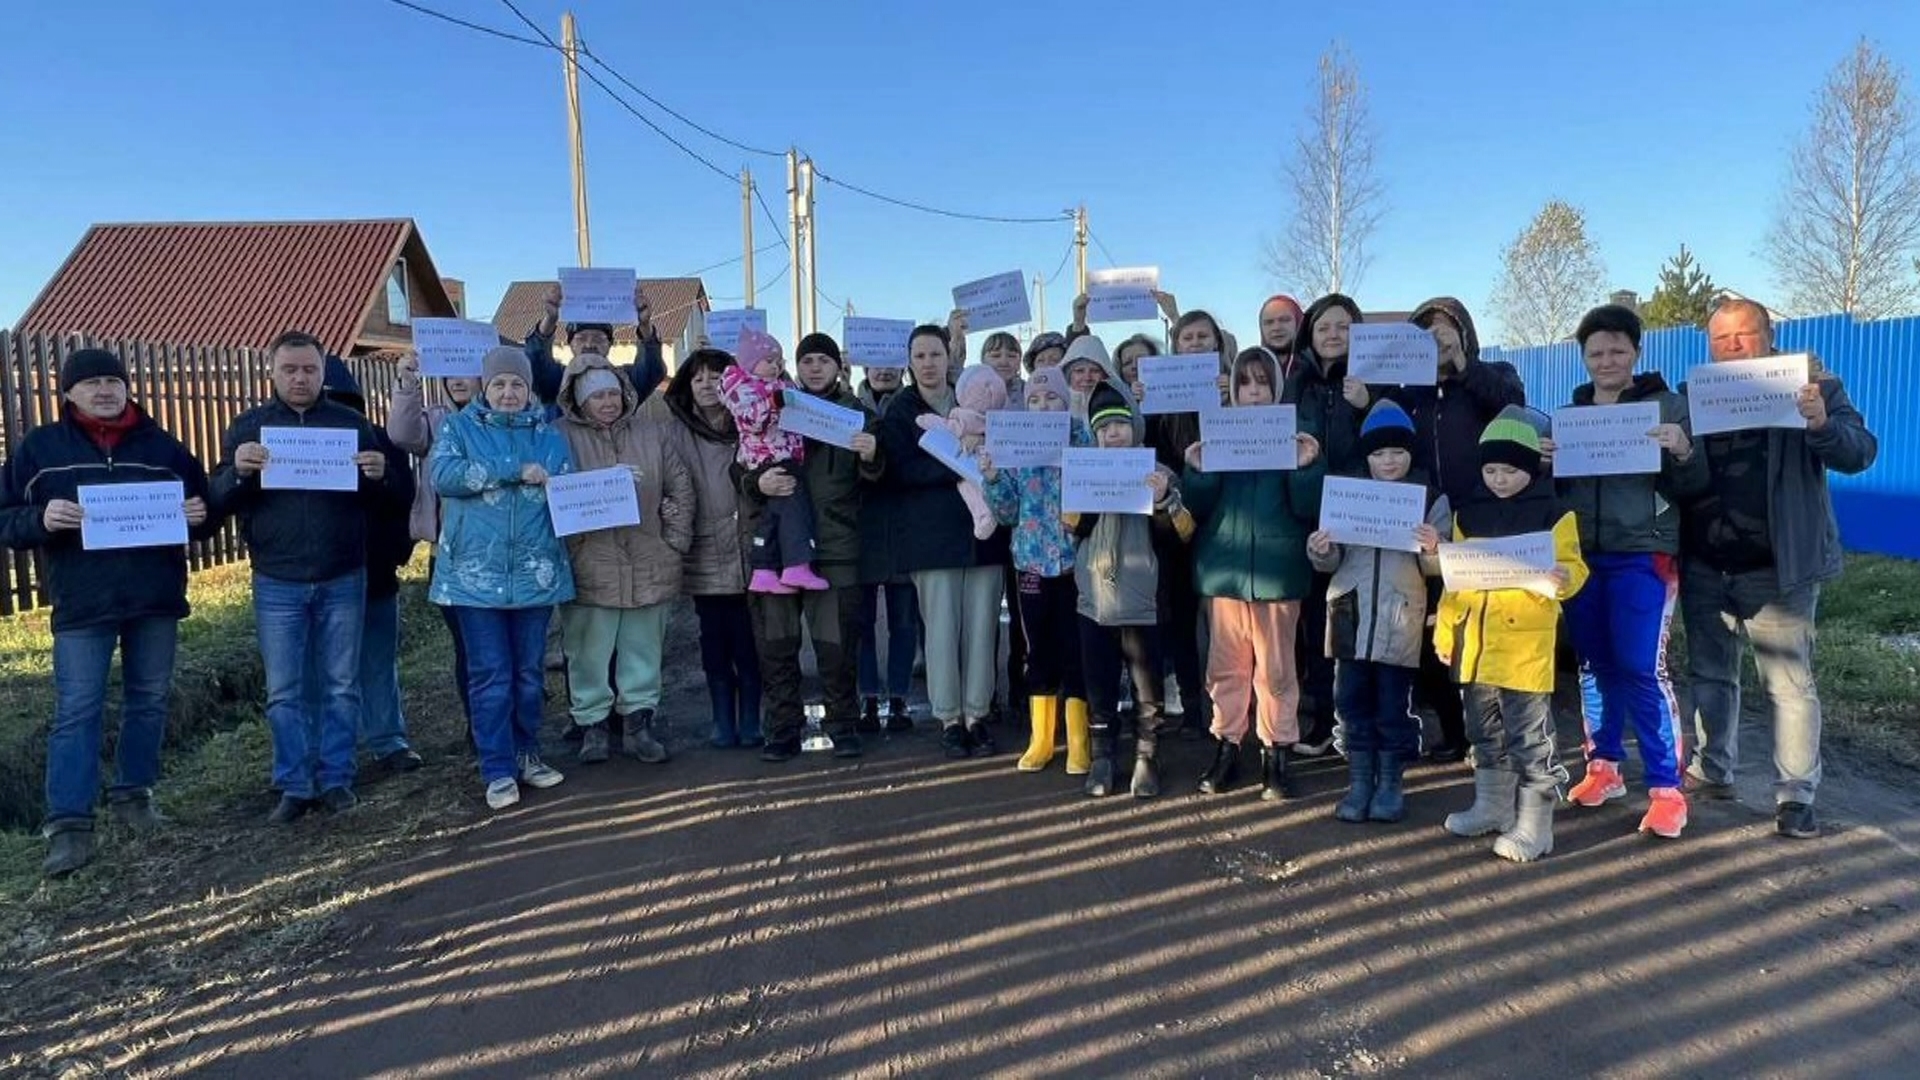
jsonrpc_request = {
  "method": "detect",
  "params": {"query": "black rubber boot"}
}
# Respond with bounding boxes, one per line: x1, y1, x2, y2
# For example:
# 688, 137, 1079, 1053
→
1084, 737, 1117, 798
1335, 751, 1377, 822
1198, 738, 1240, 794
1369, 751, 1408, 822
1259, 743, 1292, 801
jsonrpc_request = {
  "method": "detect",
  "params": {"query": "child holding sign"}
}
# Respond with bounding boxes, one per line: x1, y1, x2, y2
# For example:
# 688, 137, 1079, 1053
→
1435, 409, 1588, 862
720, 328, 831, 594
1306, 400, 1452, 824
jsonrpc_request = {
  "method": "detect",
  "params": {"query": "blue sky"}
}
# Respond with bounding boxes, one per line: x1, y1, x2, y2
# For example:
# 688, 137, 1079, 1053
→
4, 0, 1918, 349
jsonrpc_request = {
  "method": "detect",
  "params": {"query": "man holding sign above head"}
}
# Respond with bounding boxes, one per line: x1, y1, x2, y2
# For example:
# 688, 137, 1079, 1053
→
0, 348, 217, 877
1674, 298, 1878, 840
525, 278, 668, 407
211, 331, 402, 827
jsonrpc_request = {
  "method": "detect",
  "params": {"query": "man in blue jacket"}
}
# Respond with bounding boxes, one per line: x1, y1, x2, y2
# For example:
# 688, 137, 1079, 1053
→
0, 348, 218, 876
209, 331, 407, 825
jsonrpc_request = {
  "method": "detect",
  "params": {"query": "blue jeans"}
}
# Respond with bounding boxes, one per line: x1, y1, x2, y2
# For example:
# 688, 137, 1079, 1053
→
694, 594, 762, 745
453, 605, 552, 783
256, 571, 366, 800
44, 616, 179, 832
1334, 659, 1420, 758
303, 591, 411, 759
1568, 553, 1683, 788
858, 581, 919, 699
1681, 560, 1823, 805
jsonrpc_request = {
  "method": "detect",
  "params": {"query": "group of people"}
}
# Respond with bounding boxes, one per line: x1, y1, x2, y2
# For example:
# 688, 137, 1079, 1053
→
3, 279, 1875, 878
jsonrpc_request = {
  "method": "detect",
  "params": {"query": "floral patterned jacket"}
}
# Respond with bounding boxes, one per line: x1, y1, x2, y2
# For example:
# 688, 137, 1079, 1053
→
427, 400, 577, 610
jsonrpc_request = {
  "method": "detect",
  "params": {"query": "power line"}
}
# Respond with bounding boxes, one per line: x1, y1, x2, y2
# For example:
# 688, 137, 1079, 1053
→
754, 183, 791, 249
677, 241, 785, 280
760, 264, 790, 291
378, 0, 544, 45
1042, 238, 1077, 288
813, 281, 845, 313
813, 168, 1071, 225
1088, 227, 1120, 268
579, 44, 784, 159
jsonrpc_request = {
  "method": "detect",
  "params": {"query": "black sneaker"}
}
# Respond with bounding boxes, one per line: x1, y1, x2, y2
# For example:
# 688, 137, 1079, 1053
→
1776, 801, 1820, 839
268, 794, 317, 826
967, 721, 997, 757
858, 698, 883, 734
941, 724, 972, 759
320, 787, 359, 814
887, 697, 913, 731
833, 733, 865, 759
760, 737, 802, 763
380, 748, 425, 772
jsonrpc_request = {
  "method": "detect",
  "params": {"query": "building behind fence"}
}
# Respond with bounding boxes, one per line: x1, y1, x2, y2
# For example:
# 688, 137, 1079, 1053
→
1484, 311, 1917, 561
0, 331, 403, 616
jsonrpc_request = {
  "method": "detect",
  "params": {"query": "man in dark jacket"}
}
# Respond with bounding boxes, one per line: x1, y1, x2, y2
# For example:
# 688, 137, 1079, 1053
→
209, 331, 406, 824
524, 283, 668, 407
1677, 299, 1878, 839
0, 348, 218, 876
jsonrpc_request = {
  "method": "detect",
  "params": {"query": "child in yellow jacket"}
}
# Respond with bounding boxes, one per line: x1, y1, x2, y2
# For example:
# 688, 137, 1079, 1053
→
1435, 409, 1587, 863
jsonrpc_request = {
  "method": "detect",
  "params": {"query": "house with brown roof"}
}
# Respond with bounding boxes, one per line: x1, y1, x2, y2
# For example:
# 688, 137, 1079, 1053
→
492, 278, 709, 370
15, 219, 462, 357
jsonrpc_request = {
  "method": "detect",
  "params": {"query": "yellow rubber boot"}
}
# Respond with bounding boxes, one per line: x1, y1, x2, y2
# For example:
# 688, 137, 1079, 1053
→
1065, 698, 1092, 776
1017, 696, 1060, 772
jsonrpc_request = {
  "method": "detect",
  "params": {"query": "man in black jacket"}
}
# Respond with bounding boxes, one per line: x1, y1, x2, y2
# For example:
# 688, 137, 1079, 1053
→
524, 283, 667, 406
209, 331, 405, 825
0, 348, 217, 876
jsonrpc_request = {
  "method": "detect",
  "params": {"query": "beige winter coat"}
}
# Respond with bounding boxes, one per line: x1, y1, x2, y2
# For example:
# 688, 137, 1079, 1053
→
644, 384, 752, 596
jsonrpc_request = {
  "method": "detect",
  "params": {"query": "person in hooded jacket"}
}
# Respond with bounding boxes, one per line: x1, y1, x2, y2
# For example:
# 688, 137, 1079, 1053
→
1183, 347, 1328, 801
855, 364, 920, 732
554, 353, 694, 765
389, 353, 478, 731
646, 348, 764, 748
0, 348, 219, 877
524, 283, 669, 407
1258, 294, 1306, 359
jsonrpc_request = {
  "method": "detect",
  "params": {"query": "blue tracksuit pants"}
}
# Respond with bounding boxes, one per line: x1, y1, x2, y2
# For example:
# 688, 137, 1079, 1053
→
1566, 552, 1684, 789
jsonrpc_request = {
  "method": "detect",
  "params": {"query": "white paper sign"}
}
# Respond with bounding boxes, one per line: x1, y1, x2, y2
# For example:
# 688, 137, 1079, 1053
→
1687, 355, 1810, 436
1439, 531, 1559, 597
557, 267, 638, 325
1319, 477, 1427, 552
260, 426, 358, 491
842, 317, 914, 368
918, 427, 983, 486
411, 317, 497, 377
1062, 448, 1156, 514
1197, 405, 1298, 471
78, 481, 187, 551
546, 466, 641, 537
777, 390, 864, 450
1138, 353, 1222, 415
1348, 324, 1439, 387
1085, 266, 1160, 323
952, 271, 1032, 331
1551, 402, 1662, 477
705, 308, 769, 354
986, 410, 1070, 469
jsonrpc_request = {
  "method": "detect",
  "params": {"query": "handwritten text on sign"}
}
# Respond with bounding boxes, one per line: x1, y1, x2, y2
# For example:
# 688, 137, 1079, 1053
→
1686, 354, 1809, 436
547, 466, 641, 537
1085, 266, 1160, 323
986, 409, 1070, 469
413, 317, 498, 377
557, 267, 638, 325
1319, 476, 1427, 552
260, 427, 358, 491
841, 317, 914, 368
1550, 402, 1661, 477
1439, 531, 1559, 597
1061, 448, 1156, 514
952, 271, 1031, 331
777, 389, 865, 450
1138, 353, 1222, 415
919, 427, 983, 486
704, 308, 768, 354
1347, 324, 1438, 387
1198, 405, 1298, 471
78, 481, 187, 551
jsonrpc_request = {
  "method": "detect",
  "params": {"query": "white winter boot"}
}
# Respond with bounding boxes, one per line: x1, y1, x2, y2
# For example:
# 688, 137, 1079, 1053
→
1493, 789, 1557, 863
1444, 767, 1519, 837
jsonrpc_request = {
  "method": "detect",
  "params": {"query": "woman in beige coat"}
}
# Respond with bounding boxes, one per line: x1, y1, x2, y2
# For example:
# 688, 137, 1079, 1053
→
556, 354, 695, 765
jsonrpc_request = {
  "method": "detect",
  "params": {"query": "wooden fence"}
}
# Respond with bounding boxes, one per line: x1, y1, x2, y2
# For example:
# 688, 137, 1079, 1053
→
0, 331, 403, 616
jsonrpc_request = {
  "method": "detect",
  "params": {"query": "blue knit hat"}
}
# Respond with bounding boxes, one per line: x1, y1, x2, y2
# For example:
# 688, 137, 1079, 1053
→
1359, 398, 1415, 457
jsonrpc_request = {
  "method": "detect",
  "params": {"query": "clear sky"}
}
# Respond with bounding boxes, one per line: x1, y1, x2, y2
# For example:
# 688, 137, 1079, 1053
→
4, 0, 1918, 350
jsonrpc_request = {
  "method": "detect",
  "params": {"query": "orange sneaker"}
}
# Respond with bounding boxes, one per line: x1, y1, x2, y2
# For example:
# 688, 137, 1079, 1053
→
1638, 787, 1689, 838
1567, 759, 1626, 807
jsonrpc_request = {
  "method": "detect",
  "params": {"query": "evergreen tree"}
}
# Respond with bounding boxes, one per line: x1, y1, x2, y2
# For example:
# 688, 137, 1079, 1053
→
1642, 244, 1719, 329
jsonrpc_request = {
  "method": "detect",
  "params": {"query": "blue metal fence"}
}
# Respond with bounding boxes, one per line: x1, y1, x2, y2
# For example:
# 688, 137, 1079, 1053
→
1482, 313, 1916, 559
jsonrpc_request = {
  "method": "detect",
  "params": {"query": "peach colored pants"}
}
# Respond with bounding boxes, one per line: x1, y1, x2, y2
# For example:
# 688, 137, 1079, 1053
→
1206, 597, 1302, 747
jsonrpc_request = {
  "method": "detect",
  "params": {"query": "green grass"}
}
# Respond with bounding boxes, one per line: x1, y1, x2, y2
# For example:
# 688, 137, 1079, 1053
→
1805, 555, 1920, 768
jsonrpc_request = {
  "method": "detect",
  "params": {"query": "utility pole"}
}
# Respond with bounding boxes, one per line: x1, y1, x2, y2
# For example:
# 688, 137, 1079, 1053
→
561, 12, 592, 266
741, 168, 755, 307
802, 157, 819, 335
1074, 204, 1089, 297
787, 148, 802, 347
1034, 274, 1047, 334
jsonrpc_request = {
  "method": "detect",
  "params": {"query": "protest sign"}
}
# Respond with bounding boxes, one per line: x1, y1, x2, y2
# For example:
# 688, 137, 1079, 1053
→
1348, 324, 1439, 387
412, 317, 497, 377
546, 467, 641, 537
1439, 532, 1559, 597
918, 427, 983, 486
705, 308, 769, 354
778, 390, 865, 450
952, 271, 1031, 330
1061, 448, 1156, 514
260, 427, 357, 491
1319, 476, 1427, 552
1137, 353, 1222, 415
842, 317, 914, 368
1550, 402, 1662, 477
1085, 266, 1160, 323
1686, 355, 1810, 436
985, 409, 1070, 469
77, 481, 187, 551
1197, 405, 1298, 471
557, 267, 638, 325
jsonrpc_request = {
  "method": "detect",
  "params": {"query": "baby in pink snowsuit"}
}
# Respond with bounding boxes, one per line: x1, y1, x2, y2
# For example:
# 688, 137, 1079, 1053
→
918, 365, 1009, 540
720, 327, 830, 593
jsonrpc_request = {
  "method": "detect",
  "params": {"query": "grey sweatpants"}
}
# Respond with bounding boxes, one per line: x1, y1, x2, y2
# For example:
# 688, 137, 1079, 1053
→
911, 565, 1004, 724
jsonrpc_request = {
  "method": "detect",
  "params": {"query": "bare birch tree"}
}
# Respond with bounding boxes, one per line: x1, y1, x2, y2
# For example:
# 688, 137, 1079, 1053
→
1767, 39, 1920, 318
1490, 200, 1607, 346
1265, 44, 1384, 297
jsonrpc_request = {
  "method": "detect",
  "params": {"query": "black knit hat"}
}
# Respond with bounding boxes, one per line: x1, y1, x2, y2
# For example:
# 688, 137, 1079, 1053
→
1086, 382, 1134, 432
60, 348, 129, 394
796, 331, 843, 367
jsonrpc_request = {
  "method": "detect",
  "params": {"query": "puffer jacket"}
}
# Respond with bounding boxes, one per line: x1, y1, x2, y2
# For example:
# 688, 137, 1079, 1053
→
984, 416, 1092, 577
1556, 372, 1712, 555
1434, 477, 1588, 693
719, 365, 804, 470
556, 355, 694, 608
427, 400, 576, 610
387, 378, 460, 543
1064, 381, 1195, 625
650, 361, 751, 596
1308, 486, 1452, 668
739, 381, 881, 588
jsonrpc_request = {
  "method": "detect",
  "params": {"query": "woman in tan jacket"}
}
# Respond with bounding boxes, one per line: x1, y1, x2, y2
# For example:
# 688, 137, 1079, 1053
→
555, 354, 695, 765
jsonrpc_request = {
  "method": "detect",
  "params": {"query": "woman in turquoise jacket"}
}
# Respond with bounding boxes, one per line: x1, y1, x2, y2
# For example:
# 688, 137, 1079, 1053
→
430, 347, 577, 812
